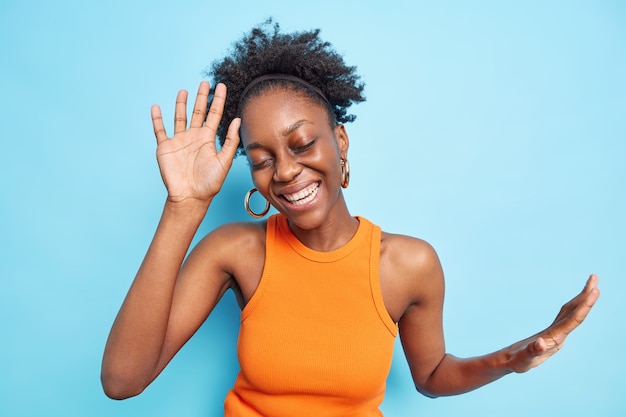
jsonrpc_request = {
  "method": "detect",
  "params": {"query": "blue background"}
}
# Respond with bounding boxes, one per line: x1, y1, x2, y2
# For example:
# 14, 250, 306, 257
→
2, 1, 624, 416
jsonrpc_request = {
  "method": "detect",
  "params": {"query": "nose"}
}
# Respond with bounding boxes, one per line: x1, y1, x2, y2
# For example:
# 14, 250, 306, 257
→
273, 154, 301, 182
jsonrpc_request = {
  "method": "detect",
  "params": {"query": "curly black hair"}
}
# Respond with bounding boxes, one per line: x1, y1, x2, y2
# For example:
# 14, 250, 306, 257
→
206, 19, 366, 154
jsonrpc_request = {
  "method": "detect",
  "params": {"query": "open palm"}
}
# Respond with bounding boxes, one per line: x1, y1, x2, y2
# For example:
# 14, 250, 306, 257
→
508, 274, 599, 373
151, 82, 240, 203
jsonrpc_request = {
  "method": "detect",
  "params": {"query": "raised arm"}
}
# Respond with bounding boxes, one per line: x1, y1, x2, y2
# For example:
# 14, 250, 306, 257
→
396, 240, 599, 398
101, 82, 241, 399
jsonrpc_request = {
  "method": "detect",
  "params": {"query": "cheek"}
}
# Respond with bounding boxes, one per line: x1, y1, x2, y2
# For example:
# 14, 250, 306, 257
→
249, 170, 271, 195
316, 146, 341, 173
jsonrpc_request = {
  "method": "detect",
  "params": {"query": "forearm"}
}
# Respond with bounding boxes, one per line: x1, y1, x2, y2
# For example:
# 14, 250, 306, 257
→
419, 350, 514, 397
101, 198, 210, 398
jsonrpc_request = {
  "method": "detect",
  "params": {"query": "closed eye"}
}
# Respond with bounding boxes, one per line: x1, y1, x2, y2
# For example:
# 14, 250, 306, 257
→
251, 158, 273, 170
293, 140, 316, 153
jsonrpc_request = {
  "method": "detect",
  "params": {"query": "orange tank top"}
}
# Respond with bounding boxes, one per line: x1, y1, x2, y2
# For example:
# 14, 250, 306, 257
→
224, 214, 398, 417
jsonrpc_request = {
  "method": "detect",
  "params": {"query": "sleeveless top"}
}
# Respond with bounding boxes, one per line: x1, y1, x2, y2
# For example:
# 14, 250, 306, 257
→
224, 214, 398, 416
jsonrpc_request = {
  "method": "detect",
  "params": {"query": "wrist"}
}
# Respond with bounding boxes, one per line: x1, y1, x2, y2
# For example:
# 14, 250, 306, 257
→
493, 347, 516, 375
163, 197, 211, 221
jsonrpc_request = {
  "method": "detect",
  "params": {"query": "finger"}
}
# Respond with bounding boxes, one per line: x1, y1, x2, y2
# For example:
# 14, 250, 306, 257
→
205, 83, 227, 133
174, 89, 188, 134
533, 337, 547, 354
567, 274, 599, 305
190, 81, 211, 128
151, 104, 168, 144
554, 274, 600, 321
558, 281, 600, 336
522, 337, 545, 360
219, 118, 241, 162
584, 274, 599, 293
569, 274, 600, 316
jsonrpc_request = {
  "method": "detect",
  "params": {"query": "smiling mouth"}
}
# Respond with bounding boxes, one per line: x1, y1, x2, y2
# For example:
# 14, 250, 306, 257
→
283, 182, 320, 206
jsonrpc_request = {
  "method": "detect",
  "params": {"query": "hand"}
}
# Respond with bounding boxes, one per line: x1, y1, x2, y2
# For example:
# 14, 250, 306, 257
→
508, 274, 600, 373
151, 81, 240, 203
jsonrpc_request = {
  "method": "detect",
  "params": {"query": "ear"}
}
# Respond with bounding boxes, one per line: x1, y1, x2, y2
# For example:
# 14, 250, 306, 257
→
333, 124, 350, 158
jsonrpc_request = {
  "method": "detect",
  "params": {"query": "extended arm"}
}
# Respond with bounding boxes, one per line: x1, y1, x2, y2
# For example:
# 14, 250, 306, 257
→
397, 241, 599, 397
101, 82, 240, 399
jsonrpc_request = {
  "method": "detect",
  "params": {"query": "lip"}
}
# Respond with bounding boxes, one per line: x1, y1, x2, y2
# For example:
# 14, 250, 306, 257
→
275, 180, 322, 210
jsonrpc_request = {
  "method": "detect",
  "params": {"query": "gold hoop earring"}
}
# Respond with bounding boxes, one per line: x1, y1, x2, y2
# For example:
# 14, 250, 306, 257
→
340, 158, 350, 189
244, 188, 270, 218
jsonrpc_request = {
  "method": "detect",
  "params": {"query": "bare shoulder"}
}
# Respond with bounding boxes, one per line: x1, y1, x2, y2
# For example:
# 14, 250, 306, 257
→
203, 220, 267, 248
380, 232, 442, 286
191, 220, 267, 304
193, 220, 266, 269
380, 232, 440, 272
379, 231, 444, 320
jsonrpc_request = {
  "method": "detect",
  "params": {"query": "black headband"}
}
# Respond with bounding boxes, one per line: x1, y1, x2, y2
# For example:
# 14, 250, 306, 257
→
239, 74, 331, 109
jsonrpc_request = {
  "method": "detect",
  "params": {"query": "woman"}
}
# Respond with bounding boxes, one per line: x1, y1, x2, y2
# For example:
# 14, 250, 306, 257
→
101, 21, 599, 416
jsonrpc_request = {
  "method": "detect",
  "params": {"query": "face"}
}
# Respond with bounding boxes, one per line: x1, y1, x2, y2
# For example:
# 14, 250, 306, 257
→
240, 88, 349, 230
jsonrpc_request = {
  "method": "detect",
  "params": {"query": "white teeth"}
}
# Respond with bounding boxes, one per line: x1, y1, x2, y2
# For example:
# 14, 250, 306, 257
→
284, 183, 319, 206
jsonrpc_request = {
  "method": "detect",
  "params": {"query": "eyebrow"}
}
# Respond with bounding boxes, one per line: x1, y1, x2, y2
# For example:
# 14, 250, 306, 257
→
244, 119, 313, 151
245, 142, 265, 151
282, 119, 311, 136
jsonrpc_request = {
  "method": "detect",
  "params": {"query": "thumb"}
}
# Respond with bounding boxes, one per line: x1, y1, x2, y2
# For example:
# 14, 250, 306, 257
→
221, 118, 241, 160
528, 337, 547, 356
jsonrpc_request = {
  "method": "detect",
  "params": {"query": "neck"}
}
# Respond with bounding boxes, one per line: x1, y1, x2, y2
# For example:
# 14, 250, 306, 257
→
287, 200, 359, 252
